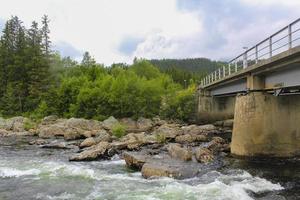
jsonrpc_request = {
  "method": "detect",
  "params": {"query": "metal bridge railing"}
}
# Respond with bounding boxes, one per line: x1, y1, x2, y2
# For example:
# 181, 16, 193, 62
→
201, 18, 300, 87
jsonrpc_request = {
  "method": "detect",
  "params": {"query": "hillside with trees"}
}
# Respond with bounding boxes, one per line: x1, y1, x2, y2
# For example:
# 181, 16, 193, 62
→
149, 58, 226, 87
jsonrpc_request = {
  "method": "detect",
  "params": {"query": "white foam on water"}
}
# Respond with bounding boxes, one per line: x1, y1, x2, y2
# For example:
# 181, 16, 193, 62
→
0, 167, 41, 178
86, 169, 283, 200
36, 192, 76, 200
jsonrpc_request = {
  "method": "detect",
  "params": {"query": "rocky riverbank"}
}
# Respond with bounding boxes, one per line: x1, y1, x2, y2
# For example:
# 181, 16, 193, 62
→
0, 115, 233, 179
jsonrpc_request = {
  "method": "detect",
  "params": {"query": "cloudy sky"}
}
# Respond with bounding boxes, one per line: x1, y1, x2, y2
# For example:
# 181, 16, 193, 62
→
0, 0, 299, 65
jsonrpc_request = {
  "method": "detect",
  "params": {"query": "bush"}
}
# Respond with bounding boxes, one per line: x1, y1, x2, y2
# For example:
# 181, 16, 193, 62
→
160, 84, 196, 122
23, 119, 37, 131
155, 133, 167, 144
112, 123, 126, 138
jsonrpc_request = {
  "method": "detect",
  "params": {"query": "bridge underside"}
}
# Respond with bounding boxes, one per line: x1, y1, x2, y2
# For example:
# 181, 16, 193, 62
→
204, 47, 300, 97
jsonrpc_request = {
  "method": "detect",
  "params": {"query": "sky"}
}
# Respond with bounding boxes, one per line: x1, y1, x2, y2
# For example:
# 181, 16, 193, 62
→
0, 0, 299, 65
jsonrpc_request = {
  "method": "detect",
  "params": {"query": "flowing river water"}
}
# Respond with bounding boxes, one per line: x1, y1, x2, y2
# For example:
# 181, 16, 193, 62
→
0, 136, 299, 200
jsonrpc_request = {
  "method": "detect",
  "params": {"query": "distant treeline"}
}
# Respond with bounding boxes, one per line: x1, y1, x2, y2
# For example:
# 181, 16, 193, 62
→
149, 58, 226, 86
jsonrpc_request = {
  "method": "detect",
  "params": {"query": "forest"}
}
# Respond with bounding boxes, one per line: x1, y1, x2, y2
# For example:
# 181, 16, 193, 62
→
0, 16, 219, 122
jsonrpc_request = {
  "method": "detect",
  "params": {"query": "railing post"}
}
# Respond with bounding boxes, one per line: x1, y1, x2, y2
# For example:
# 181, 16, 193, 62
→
243, 52, 248, 69
218, 68, 221, 80
223, 65, 226, 77
255, 45, 258, 64
288, 24, 292, 49
228, 64, 231, 75
214, 71, 217, 81
269, 36, 272, 58
235, 60, 238, 72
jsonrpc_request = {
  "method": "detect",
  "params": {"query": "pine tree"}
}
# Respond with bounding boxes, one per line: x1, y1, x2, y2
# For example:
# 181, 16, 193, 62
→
81, 51, 96, 66
41, 15, 51, 56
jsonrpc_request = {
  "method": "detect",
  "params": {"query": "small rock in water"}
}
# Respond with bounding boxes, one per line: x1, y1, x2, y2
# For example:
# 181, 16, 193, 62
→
195, 147, 214, 163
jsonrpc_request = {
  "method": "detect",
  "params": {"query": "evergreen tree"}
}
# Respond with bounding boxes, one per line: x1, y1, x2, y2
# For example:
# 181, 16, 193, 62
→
81, 51, 96, 66
41, 15, 51, 56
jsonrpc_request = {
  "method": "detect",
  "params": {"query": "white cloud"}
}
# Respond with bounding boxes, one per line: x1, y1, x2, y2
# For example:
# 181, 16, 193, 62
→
0, 0, 298, 64
0, 0, 201, 64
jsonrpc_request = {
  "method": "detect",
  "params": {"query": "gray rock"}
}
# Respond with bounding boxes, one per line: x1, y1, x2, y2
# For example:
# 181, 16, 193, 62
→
102, 116, 119, 130
167, 144, 192, 161
69, 142, 110, 161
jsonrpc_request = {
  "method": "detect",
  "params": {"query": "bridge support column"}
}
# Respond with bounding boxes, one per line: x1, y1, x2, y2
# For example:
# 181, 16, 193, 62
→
231, 92, 300, 157
197, 90, 235, 124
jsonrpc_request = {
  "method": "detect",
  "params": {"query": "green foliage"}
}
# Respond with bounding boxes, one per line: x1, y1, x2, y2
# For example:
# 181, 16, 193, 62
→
160, 84, 197, 122
112, 123, 126, 138
155, 133, 167, 144
23, 119, 37, 131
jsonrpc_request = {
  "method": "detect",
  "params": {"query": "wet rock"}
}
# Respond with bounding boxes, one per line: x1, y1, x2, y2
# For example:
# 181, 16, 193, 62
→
207, 137, 228, 153
141, 160, 199, 179
42, 141, 75, 149
195, 148, 214, 163
29, 139, 48, 145
80, 137, 96, 148
141, 162, 181, 179
69, 141, 110, 161
181, 124, 218, 135
123, 152, 148, 170
167, 144, 192, 161
175, 134, 208, 143
102, 116, 119, 131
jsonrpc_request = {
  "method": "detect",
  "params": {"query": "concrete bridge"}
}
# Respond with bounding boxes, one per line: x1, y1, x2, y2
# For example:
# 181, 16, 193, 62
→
198, 18, 300, 157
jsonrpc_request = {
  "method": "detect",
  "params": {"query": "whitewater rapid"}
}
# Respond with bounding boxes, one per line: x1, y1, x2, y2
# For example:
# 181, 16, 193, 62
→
0, 155, 283, 200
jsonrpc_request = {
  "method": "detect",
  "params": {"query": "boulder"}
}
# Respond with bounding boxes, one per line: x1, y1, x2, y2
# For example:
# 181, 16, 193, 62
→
120, 118, 137, 132
63, 128, 85, 140
175, 134, 208, 143
4, 117, 27, 132
38, 124, 66, 139
41, 115, 59, 125
0, 129, 11, 137
214, 119, 234, 128
123, 152, 148, 170
29, 139, 48, 145
181, 124, 218, 135
80, 137, 96, 148
65, 118, 102, 131
207, 137, 227, 153
102, 116, 119, 131
195, 148, 214, 163
167, 144, 192, 161
137, 117, 153, 132
69, 141, 110, 161
152, 124, 183, 140
141, 163, 182, 179
94, 130, 112, 143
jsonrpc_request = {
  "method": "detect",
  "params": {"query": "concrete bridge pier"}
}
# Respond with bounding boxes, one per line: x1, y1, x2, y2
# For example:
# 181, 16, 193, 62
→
231, 92, 300, 157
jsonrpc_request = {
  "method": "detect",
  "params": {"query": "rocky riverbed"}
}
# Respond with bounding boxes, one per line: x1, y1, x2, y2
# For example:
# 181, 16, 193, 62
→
0, 116, 299, 199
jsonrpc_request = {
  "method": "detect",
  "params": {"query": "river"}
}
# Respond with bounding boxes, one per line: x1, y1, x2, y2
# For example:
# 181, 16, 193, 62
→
0, 136, 299, 200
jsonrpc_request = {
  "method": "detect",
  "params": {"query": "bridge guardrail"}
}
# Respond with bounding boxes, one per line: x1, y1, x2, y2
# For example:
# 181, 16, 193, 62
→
201, 18, 300, 87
